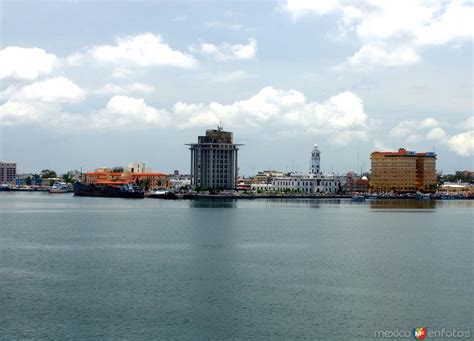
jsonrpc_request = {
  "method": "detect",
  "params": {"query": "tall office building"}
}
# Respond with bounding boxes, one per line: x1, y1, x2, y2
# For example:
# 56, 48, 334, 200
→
187, 127, 242, 190
370, 148, 437, 193
0, 161, 17, 184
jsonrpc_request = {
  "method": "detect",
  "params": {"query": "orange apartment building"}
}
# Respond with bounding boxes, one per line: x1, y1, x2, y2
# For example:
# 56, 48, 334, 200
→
84, 171, 168, 189
370, 148, 437, 193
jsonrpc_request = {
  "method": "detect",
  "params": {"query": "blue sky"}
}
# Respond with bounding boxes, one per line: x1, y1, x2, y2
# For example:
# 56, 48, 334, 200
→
0, 0, 472, 175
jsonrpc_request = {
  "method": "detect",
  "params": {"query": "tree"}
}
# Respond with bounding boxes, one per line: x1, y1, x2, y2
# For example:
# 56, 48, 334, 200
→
62, 171, 75, 183
40, 169, 57, 179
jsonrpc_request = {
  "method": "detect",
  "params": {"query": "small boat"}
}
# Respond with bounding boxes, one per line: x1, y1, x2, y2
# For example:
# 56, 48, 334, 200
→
352, 195, 366, 202
148, 190, 178, 199
49, 182, 72, 193
416, 192, 431, 200
0, 184, 11, 191
73, 182, 144, 199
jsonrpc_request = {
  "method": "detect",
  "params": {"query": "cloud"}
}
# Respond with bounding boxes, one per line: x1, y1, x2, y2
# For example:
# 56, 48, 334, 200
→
426, 127, 447, 141
192, 38, 257, 61
390, 117, 474, 156
446, 131, 474, 156
0, 47, 59, 80
97, 83, 155, 95
347, 44, 421, 67
0, 86, 371, 146
285, 0, 474, 68
172, 87, 369, 145
2, 77, 85, 103
0, 100, 79, 128
90, 95, 170, 129
0, 101, 43, 125
90, 33, 197, 68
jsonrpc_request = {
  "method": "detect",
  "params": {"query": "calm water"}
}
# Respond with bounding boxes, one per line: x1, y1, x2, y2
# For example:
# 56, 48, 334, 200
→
0, 193, 472, 339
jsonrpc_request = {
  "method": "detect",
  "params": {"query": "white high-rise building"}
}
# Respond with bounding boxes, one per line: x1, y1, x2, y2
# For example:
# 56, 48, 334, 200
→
310, 144, 321, 174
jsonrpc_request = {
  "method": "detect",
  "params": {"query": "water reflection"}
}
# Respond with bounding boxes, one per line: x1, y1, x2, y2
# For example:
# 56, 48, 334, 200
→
370, 199, 437, 210
190, 198, 237, 208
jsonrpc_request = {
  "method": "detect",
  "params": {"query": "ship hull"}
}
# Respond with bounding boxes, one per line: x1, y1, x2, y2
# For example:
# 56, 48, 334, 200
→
73, 182, 144, 199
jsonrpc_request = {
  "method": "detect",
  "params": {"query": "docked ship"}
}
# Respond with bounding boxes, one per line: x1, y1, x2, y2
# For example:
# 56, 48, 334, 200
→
73, 182, 144, 198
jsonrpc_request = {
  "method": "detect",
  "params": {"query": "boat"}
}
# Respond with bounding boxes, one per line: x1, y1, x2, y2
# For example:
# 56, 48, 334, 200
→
49, 182, 72, 193
73, 182, 144, 198
352, 195, 366, 202
148, 190, 178, 199
0, 184, 11, 191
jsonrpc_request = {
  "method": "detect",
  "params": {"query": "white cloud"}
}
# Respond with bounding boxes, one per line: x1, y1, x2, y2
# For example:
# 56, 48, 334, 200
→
3, 77, 85, 103
347, 44, 421, 67
420, 117, 440, 128
10, 86, 369, 146
390, 117, 441, 143
90, 33, 197, 68
285, 0, 474, 68
172, 87, 369, 145
97, 83, 155, 95
0, 101, 42, 125
447, 131, 474, 156
91, 95, 170, 129
193, 38, 257, 61
426, 127, 447, 141
390, 117, 473, 156
0, 47, 58, 80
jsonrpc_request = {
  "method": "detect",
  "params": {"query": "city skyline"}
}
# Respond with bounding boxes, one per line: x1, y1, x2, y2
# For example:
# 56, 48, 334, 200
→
1, 0, 473, 175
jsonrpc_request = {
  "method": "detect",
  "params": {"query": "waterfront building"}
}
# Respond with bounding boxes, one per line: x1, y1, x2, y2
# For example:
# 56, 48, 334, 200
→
0, 161, 16, 184
84, 169, 168, 190
271, 145, 345, 194
14, 173, 42, 187
272, 174, 322, 193
345, 172, 369, 193
252, 170, 285, 185
370, 148, 437, 193
126, 162, 152, 174
186, 127, 243, 190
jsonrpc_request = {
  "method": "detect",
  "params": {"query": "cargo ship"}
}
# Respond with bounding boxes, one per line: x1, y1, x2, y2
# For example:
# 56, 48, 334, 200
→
73, 182, 144, 198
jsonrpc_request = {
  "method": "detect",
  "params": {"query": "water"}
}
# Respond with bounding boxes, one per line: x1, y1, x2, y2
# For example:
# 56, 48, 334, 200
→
0, 193, 472, 339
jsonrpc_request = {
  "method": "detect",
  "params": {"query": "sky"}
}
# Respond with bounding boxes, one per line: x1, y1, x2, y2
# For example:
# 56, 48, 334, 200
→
0, 0, 473, 176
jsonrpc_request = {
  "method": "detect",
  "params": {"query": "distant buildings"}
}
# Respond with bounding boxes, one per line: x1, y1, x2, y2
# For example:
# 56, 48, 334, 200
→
83, 164, 168, 190
187, 127, 243, 190
0, 162, 16, 184
271, 144, 345, 194
370, 148, 437, 193
126, 162, 152, 174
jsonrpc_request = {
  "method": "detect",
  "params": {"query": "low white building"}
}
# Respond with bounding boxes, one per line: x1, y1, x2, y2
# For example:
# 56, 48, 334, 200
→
271, 145, 346, 194
272, 175, 323, 193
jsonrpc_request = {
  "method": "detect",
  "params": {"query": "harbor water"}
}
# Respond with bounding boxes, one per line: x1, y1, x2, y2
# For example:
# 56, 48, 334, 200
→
0, 193, 472, 339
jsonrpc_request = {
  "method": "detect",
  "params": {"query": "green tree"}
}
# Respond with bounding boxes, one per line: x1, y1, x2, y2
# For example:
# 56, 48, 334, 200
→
40, 169, 57, 179
62, 171, 75, 183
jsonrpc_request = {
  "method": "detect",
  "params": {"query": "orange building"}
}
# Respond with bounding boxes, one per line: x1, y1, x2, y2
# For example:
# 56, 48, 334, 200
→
370, 148, 437, 193
84, 171, 168, 190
